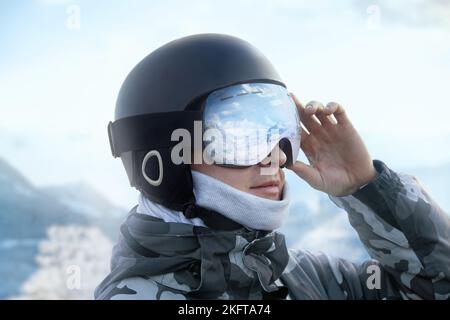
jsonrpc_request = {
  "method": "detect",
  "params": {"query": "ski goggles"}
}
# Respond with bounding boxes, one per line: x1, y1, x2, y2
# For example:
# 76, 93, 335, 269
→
202, 82, 301, 167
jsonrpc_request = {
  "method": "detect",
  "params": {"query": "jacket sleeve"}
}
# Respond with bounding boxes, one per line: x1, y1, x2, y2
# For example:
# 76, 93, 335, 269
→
95, 277, 187, 300
325, 159, 450, 299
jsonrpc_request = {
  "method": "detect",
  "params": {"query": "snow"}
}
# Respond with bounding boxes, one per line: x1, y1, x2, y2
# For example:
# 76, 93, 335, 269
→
10, 225, 113, 300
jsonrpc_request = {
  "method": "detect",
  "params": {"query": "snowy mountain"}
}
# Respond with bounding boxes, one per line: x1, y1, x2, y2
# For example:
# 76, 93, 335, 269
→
42, 182, 125, 219
0, 157, 125, 239
41, 182, 126, 239
0, 157, 126, 298
0, 158, 83, 239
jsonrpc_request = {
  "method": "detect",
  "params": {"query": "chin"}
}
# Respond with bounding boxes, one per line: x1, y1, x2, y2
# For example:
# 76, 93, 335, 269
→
249, 189, 281, 201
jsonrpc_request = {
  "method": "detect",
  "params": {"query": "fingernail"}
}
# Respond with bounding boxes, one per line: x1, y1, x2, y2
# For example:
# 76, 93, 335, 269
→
306, 104, 313, 110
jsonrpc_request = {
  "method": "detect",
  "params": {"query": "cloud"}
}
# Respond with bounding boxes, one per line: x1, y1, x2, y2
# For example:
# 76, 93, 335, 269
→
2, 0, 450, 208
353, 0, 450, 29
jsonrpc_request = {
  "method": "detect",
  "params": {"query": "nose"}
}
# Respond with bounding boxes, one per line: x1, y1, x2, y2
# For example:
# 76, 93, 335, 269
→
259, 144, 287, 168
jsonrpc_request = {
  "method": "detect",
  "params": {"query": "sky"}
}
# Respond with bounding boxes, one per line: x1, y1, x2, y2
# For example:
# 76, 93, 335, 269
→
1, 0, 450, 208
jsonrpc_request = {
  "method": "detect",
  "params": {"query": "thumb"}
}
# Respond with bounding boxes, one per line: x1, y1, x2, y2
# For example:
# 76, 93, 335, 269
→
288, 160, 320, 186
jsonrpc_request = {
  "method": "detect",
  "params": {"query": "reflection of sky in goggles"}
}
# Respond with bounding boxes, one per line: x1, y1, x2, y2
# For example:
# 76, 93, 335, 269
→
203, 82, 301, 166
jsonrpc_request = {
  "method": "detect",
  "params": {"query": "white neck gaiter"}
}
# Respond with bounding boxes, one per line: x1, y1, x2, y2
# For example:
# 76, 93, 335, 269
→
137, 170, 291, 231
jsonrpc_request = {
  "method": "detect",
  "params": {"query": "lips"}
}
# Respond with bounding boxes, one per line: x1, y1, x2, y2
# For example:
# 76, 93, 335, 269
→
250, 180, 281, 198
252, 180, 280, 188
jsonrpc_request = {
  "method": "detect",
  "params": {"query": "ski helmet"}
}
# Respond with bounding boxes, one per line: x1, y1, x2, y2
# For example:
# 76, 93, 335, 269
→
108, 33, 291, 225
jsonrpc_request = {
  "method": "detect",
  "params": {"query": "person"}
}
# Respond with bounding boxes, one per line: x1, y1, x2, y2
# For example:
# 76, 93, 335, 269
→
95, 33, 450, 300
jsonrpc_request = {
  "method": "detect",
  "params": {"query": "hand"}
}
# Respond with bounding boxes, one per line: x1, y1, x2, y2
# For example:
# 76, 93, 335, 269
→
287, 94, 377, 197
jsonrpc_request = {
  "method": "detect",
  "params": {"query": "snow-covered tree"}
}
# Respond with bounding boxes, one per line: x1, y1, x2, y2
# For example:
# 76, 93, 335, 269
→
12, 225, 113, 300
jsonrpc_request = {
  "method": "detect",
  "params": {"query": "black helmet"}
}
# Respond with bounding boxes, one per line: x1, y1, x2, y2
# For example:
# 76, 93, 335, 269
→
108, 33, 286, 226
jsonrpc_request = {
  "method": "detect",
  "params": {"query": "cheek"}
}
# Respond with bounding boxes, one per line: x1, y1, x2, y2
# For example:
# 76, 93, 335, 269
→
279, 169, 286, 185
196, 165, 254, 192
225, 169, 254, 191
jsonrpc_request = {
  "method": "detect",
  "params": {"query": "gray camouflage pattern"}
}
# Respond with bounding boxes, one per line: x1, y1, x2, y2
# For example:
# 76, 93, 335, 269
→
95, 160, 450, 300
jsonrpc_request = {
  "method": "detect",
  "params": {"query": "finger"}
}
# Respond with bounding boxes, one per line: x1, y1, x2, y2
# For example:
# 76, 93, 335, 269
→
301, 100, 325, 133
300, 123, 320, 156
326, 101, 350, 125
287, 160, 320, 187
290, 92, 320, 136
304, 100, 324, 116
290, 94, 319, 157
290, 92, 304, 110
315, 102, 338, 126
290, 93, 311, 125
300, 122, 311, 145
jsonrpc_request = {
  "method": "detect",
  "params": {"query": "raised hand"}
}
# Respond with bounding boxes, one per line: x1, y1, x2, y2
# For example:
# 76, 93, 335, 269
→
287, 94, 377, 197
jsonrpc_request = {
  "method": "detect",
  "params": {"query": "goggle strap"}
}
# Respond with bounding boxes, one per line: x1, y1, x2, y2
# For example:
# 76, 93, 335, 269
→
108, 111, 203, 157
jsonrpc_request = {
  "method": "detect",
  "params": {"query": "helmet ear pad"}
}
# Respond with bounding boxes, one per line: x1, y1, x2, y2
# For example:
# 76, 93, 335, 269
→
130, 148, 195, 211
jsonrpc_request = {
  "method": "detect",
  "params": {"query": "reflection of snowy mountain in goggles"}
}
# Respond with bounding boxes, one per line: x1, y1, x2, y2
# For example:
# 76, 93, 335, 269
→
203, 83, 301, 166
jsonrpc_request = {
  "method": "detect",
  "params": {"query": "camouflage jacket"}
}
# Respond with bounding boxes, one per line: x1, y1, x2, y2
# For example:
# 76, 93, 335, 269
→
94, 160, 450, 300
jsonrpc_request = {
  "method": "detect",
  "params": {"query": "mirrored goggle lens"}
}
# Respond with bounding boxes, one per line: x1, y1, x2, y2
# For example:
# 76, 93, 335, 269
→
202, 82, 301, 166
